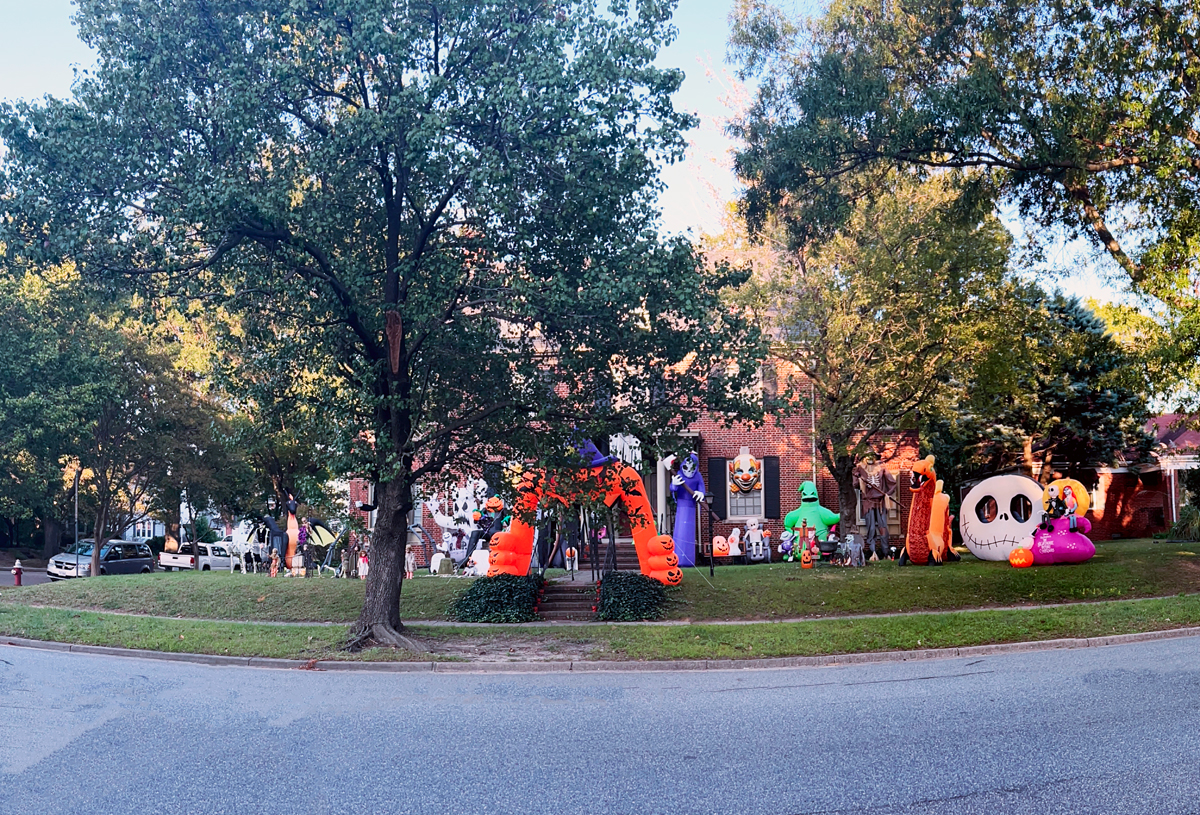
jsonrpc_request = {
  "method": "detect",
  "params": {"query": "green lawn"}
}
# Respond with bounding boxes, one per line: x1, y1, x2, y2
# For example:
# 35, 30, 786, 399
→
6, 539, 1199, 625
2, 594, 1198, 663
2, 538, 1198, 663
3, 570, 467, 622
671, 538, 1200, 620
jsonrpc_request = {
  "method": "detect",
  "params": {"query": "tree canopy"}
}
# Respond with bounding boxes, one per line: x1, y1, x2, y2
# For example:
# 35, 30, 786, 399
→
0, 0, 761, 643
729, 0, 1200, 309
924, 287, 1153, 497
729, 172, 1013, 533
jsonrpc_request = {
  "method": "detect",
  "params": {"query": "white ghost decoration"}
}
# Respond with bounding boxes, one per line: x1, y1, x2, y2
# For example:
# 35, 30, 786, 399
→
425, 479, 488, 537
960, 474, 1046, 561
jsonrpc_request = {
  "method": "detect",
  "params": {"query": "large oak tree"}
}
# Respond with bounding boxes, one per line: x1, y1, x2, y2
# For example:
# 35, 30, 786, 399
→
1, 0, 759, 646
730, 0, 1200, 308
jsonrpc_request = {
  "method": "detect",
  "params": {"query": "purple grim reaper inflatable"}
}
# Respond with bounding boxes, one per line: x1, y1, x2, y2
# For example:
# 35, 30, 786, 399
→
670, 453, 705, 567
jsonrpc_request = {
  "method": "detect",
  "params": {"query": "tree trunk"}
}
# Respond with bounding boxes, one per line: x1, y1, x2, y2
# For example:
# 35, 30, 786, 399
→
833, 455, 859, 542
41, 515, 63, 559
350, 478, 427, 652
91, 504, 108, 577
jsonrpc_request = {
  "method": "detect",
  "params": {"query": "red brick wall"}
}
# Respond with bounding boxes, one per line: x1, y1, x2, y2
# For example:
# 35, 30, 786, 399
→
686, 412, 921, 553
1088, 471, 1169, 539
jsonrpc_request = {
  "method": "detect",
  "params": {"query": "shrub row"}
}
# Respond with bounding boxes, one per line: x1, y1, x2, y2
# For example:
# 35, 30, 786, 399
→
597, 571, 666, 621
450, 574, 544, 623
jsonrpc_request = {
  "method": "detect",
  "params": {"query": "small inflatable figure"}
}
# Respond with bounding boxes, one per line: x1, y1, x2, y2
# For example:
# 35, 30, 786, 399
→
1031, 478, 1094, 564
726, 527, 743, 557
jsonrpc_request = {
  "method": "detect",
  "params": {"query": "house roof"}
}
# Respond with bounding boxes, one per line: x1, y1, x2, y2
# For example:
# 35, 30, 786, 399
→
1145, 414, 1200, 451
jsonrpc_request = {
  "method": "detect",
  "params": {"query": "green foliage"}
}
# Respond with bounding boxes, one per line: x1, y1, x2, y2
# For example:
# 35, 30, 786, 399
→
728, 171, 1013, 529
191, 516, 220, 545
925, 289, 1152, 496
598, 571, 666, 621
1170, 505, 1200, 542
730, 0, 1200, 406
451, 575, 544, 624
0, 0, 766, 629
730, 0, 1200, 295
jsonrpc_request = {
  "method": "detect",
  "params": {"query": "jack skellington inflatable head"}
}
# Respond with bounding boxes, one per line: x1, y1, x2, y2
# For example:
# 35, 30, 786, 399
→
960, 475, 1045, 561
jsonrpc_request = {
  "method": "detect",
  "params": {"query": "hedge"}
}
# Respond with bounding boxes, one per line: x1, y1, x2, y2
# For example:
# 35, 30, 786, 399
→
597, 571, 666, 621
450, 574, 544, 623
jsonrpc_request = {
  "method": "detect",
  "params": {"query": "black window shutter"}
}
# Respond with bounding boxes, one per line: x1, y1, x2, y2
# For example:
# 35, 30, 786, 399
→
763, 456, 781, 519
708, 457, 728, 520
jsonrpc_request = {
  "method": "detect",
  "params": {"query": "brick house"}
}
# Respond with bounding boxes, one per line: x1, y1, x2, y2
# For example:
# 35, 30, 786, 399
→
661, 413, 921, 560
957, 414, 1194, 542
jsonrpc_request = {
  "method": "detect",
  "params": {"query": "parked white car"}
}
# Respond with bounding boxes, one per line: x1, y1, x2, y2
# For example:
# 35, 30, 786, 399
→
48, 540, 155, 580
158, 543, 233, 572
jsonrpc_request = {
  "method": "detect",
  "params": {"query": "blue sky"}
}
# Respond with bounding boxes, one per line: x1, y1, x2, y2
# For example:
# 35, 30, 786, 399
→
0, 0, 1121, 301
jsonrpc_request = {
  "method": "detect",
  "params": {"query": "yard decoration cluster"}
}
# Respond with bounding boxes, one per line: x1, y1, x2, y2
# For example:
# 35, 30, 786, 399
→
450, 574, 544, 623
597, 571, 667, 621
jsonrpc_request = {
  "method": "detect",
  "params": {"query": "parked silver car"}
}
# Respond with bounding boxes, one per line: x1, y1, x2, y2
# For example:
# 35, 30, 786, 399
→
47, 540, 156, 580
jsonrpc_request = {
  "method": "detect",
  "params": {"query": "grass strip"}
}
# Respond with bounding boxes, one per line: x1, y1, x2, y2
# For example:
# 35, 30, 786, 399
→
8, 539, 1197, 625
5, 594, 1200, 663
2, 571, 468, 622
0, 603, 444, 662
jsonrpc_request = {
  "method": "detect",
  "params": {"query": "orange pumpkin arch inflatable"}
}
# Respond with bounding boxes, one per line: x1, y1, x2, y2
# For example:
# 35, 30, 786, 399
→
487, 461, 683, 586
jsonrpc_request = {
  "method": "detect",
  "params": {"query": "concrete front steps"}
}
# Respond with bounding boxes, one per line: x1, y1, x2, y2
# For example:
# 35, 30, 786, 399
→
535, 580, 598, 621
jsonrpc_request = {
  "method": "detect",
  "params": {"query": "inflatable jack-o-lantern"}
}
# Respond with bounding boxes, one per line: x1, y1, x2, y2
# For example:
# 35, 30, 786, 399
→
1008, 547, 1034, 568
801, 547, 813, 569
712, 536, 729, 557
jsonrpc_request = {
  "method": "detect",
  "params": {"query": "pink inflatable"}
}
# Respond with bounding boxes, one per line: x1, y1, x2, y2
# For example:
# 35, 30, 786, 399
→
1030, 516, 1095, 565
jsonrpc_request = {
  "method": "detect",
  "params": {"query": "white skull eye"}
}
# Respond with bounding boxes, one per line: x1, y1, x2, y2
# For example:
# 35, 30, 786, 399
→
1010, 495, 1032, 523
975, 496, 998, 523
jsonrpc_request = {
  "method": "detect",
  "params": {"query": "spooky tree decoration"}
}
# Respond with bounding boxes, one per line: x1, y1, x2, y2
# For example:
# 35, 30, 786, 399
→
959, 475, 1045, 561
1030, 478, 1095, 565
669, 452, 706, 567
487, 440, 682, 585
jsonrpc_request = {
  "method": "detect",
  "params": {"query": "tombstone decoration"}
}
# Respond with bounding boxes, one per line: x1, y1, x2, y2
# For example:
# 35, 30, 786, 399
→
959, 474, 1046, 562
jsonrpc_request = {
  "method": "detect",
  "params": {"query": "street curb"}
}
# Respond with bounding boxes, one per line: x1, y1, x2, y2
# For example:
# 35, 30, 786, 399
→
5, 625, 1200, 674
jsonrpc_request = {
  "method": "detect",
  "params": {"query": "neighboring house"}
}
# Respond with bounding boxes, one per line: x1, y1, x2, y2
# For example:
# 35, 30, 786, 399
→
958, 414, 1191, 541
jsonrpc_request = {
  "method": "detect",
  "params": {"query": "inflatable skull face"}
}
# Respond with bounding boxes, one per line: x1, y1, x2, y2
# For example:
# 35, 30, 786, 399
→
960, 475, 1045, 561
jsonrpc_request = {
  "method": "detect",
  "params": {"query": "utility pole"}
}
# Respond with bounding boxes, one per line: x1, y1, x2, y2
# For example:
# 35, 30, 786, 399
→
74, 467, 81, 551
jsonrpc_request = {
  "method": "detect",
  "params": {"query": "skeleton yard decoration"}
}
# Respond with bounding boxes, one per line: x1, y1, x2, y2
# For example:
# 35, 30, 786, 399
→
959, 475, 1046, 561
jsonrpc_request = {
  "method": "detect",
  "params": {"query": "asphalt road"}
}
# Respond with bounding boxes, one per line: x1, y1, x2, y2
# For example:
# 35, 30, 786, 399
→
3, 637, 1199, 815
0, 567, 51, 587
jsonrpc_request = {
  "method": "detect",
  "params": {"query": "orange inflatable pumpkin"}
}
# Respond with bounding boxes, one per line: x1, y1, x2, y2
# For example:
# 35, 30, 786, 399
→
712, 536, 729, 557
1008, 547, 1034, 568
801, 547, 813, 569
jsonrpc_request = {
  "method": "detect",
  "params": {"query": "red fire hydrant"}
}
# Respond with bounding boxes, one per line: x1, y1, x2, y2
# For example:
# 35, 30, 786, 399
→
11, 559, 22, 587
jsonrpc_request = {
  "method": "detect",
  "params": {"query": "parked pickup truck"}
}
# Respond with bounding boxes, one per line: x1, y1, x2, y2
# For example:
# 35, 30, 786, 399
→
158, 543, 233, 572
